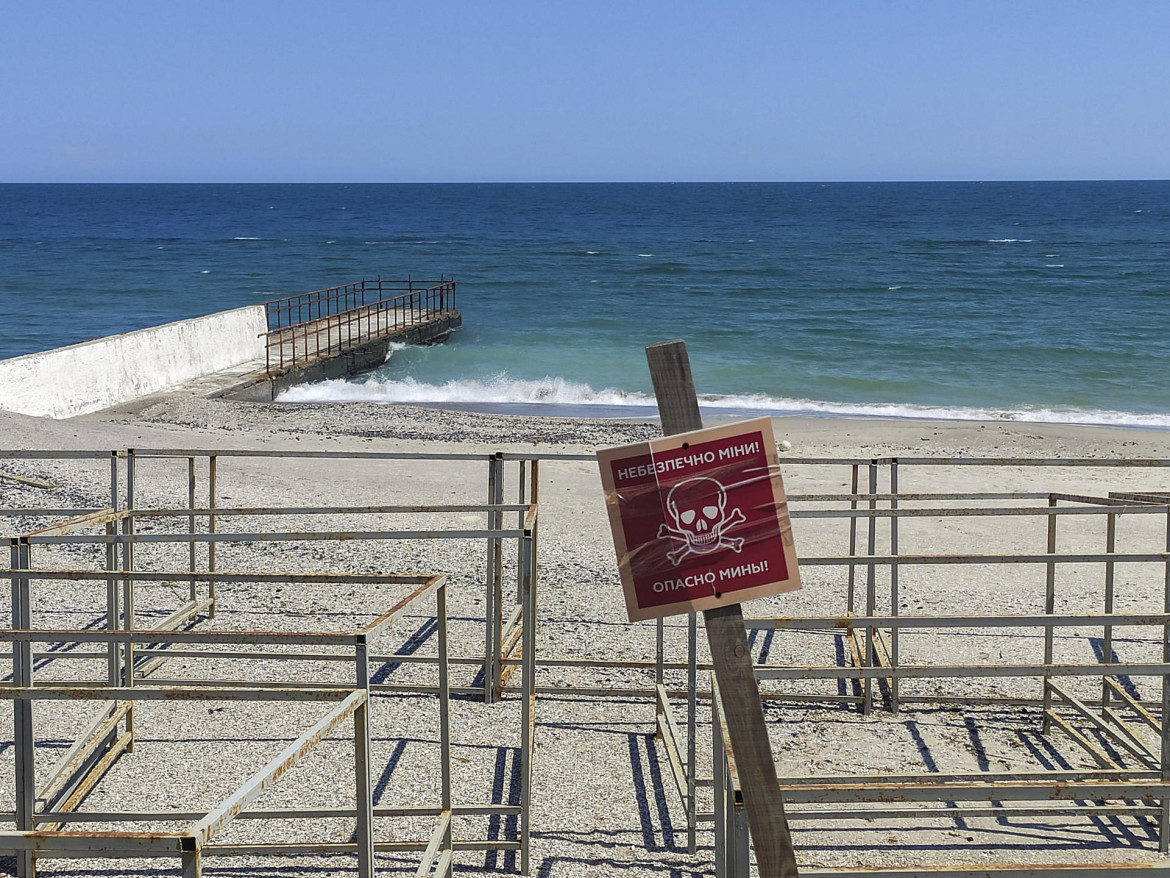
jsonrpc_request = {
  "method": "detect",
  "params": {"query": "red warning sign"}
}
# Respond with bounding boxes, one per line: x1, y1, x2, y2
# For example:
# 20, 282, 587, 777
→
598, 417, 801, 622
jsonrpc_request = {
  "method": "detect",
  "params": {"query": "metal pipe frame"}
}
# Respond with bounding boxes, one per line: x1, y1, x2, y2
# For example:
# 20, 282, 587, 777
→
2, 450, 544, 876
652, 464, 1170, 870
121, 447, 539, 701
7, 449, 1170, 875
0, 567, 531, 877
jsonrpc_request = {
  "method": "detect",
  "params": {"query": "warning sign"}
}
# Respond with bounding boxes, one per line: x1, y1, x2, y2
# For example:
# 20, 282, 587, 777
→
597, 417, 801, 622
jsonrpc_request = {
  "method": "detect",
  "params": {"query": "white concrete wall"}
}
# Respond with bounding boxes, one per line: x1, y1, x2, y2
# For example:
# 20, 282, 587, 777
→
0, 305, 267, 419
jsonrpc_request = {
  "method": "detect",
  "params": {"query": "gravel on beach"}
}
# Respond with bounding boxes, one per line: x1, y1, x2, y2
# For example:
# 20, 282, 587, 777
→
3, 396, 1170, 877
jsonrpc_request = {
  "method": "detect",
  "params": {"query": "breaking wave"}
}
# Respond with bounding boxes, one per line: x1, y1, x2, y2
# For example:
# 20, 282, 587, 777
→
275, 375, 1170, 429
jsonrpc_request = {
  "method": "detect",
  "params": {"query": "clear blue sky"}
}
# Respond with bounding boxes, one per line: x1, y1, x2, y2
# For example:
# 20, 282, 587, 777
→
4, 1, 1168, 182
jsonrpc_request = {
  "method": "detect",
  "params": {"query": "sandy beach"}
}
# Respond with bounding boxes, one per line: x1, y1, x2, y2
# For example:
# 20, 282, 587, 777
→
4, 394, 1170, 877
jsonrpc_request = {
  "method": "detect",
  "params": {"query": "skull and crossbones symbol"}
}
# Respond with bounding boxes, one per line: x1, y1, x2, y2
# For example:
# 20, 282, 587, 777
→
657, 476, 746, 566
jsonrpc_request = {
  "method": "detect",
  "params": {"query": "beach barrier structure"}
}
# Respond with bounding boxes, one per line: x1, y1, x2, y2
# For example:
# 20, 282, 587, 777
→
651, 457, 1170, 875
0, 448, 537, 877
5, 448, 1170, 876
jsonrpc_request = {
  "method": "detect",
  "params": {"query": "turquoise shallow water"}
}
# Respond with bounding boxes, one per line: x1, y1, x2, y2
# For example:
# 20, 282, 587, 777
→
2, 182, 1168, 425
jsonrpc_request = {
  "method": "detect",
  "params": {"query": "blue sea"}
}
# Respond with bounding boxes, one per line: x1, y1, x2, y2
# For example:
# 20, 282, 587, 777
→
1, 182, 1168, 426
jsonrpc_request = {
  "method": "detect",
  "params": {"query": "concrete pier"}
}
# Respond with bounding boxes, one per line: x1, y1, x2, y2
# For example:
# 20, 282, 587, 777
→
0, 278, 460, 418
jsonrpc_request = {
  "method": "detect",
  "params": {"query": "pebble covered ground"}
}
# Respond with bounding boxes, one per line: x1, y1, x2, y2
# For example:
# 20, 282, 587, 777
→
3, 397, 1170, 877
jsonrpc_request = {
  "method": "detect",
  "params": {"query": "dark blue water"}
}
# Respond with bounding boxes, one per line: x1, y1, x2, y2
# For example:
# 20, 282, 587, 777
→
1, 182, 1168, 425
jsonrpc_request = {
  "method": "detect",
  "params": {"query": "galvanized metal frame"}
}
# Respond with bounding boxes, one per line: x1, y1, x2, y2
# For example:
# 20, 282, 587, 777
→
692, 457, 1170, 875
9, 447, 1170, 876
0, 567, 448, 877
1, 448, 543, 876
119, 446, 535, 702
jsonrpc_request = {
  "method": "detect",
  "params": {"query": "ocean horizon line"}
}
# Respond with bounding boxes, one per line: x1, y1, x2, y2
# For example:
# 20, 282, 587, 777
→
5, 178, 1169, 186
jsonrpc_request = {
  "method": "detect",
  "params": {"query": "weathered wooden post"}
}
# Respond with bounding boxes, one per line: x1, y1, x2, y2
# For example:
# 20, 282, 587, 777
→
645, 339, 798, 878
597, 339, 800, 877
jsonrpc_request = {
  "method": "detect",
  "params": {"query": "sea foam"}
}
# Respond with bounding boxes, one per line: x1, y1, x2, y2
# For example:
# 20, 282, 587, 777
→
275, 376, 1170, 429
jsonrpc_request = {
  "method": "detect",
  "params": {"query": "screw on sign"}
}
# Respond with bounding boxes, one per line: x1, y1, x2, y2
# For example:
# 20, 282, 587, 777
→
598, 417, 801, 622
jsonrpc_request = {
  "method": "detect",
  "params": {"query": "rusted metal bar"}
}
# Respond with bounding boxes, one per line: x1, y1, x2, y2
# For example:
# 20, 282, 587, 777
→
11, 537, 34, 878
754, 660, 1170, 681
37, 700, 131, 816
354, 636, 374, 878
0, 470, 58, 489
1161, 506, 1170, 850
23, 526, 530, 545
1106, 676, 1161, 732
778, 778, 1169, 804
744, 612, 1170, 630
519, 520, 537, 874
485, 452, 505, 703
186, 690, 367, 848
792, 504, 1170, 519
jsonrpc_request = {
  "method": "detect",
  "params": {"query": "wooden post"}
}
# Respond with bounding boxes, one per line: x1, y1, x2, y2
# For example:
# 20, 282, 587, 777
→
646, 339, 799, 878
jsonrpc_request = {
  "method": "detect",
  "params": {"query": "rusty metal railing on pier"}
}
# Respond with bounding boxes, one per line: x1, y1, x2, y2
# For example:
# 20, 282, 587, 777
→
260, 278, 457, 377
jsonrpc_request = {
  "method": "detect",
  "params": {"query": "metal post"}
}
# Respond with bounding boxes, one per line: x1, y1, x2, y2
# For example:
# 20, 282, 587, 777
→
208, 455, 217, 618
517, 461, 527, 620
106, 519, 120, 686
485, 453, 505, 703
863, 461, 878, 715
124, 450, 136, 749
731, 778, 750, 877
890, 459, 900, 713
1042, 495, 1058, 734
520, 526, 536, 875
11, 537, 35, 878
438, 583, 453, 859
656, 618, 665, 688
687, 609, 698, 853
108, 451, 121, 686
1160, 508, 1170, 852
713, 679, 728, 878
110, 450, 119, 512
354, 635, 375, 878
181, 845, 201, 878
1102, 510, 1117, 708
847, 464, 859, 614
188, 456, 197, 603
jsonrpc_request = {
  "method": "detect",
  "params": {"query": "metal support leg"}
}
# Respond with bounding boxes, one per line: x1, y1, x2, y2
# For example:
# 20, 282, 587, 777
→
181, 845, 201, 878
1102, 511, 1117, 708
106, 521, 120, 687
1159, 509, 1170, 852
890, 459, 900, 713
687, 610, 697, 853
354, 636, 374, 878
208, 455, 217, 618
847, 464, 859, 615
863, 461, 877, 715
438, 584, 453, 863
713, 685, 727, 878
122, 454, 136, 750
1042, 495, 1058, 734
485, 454, 504, 703
12, 538, 34, 878
520, 527, 537, 875
730, 788, 750, 877
188, 457, 197, 603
